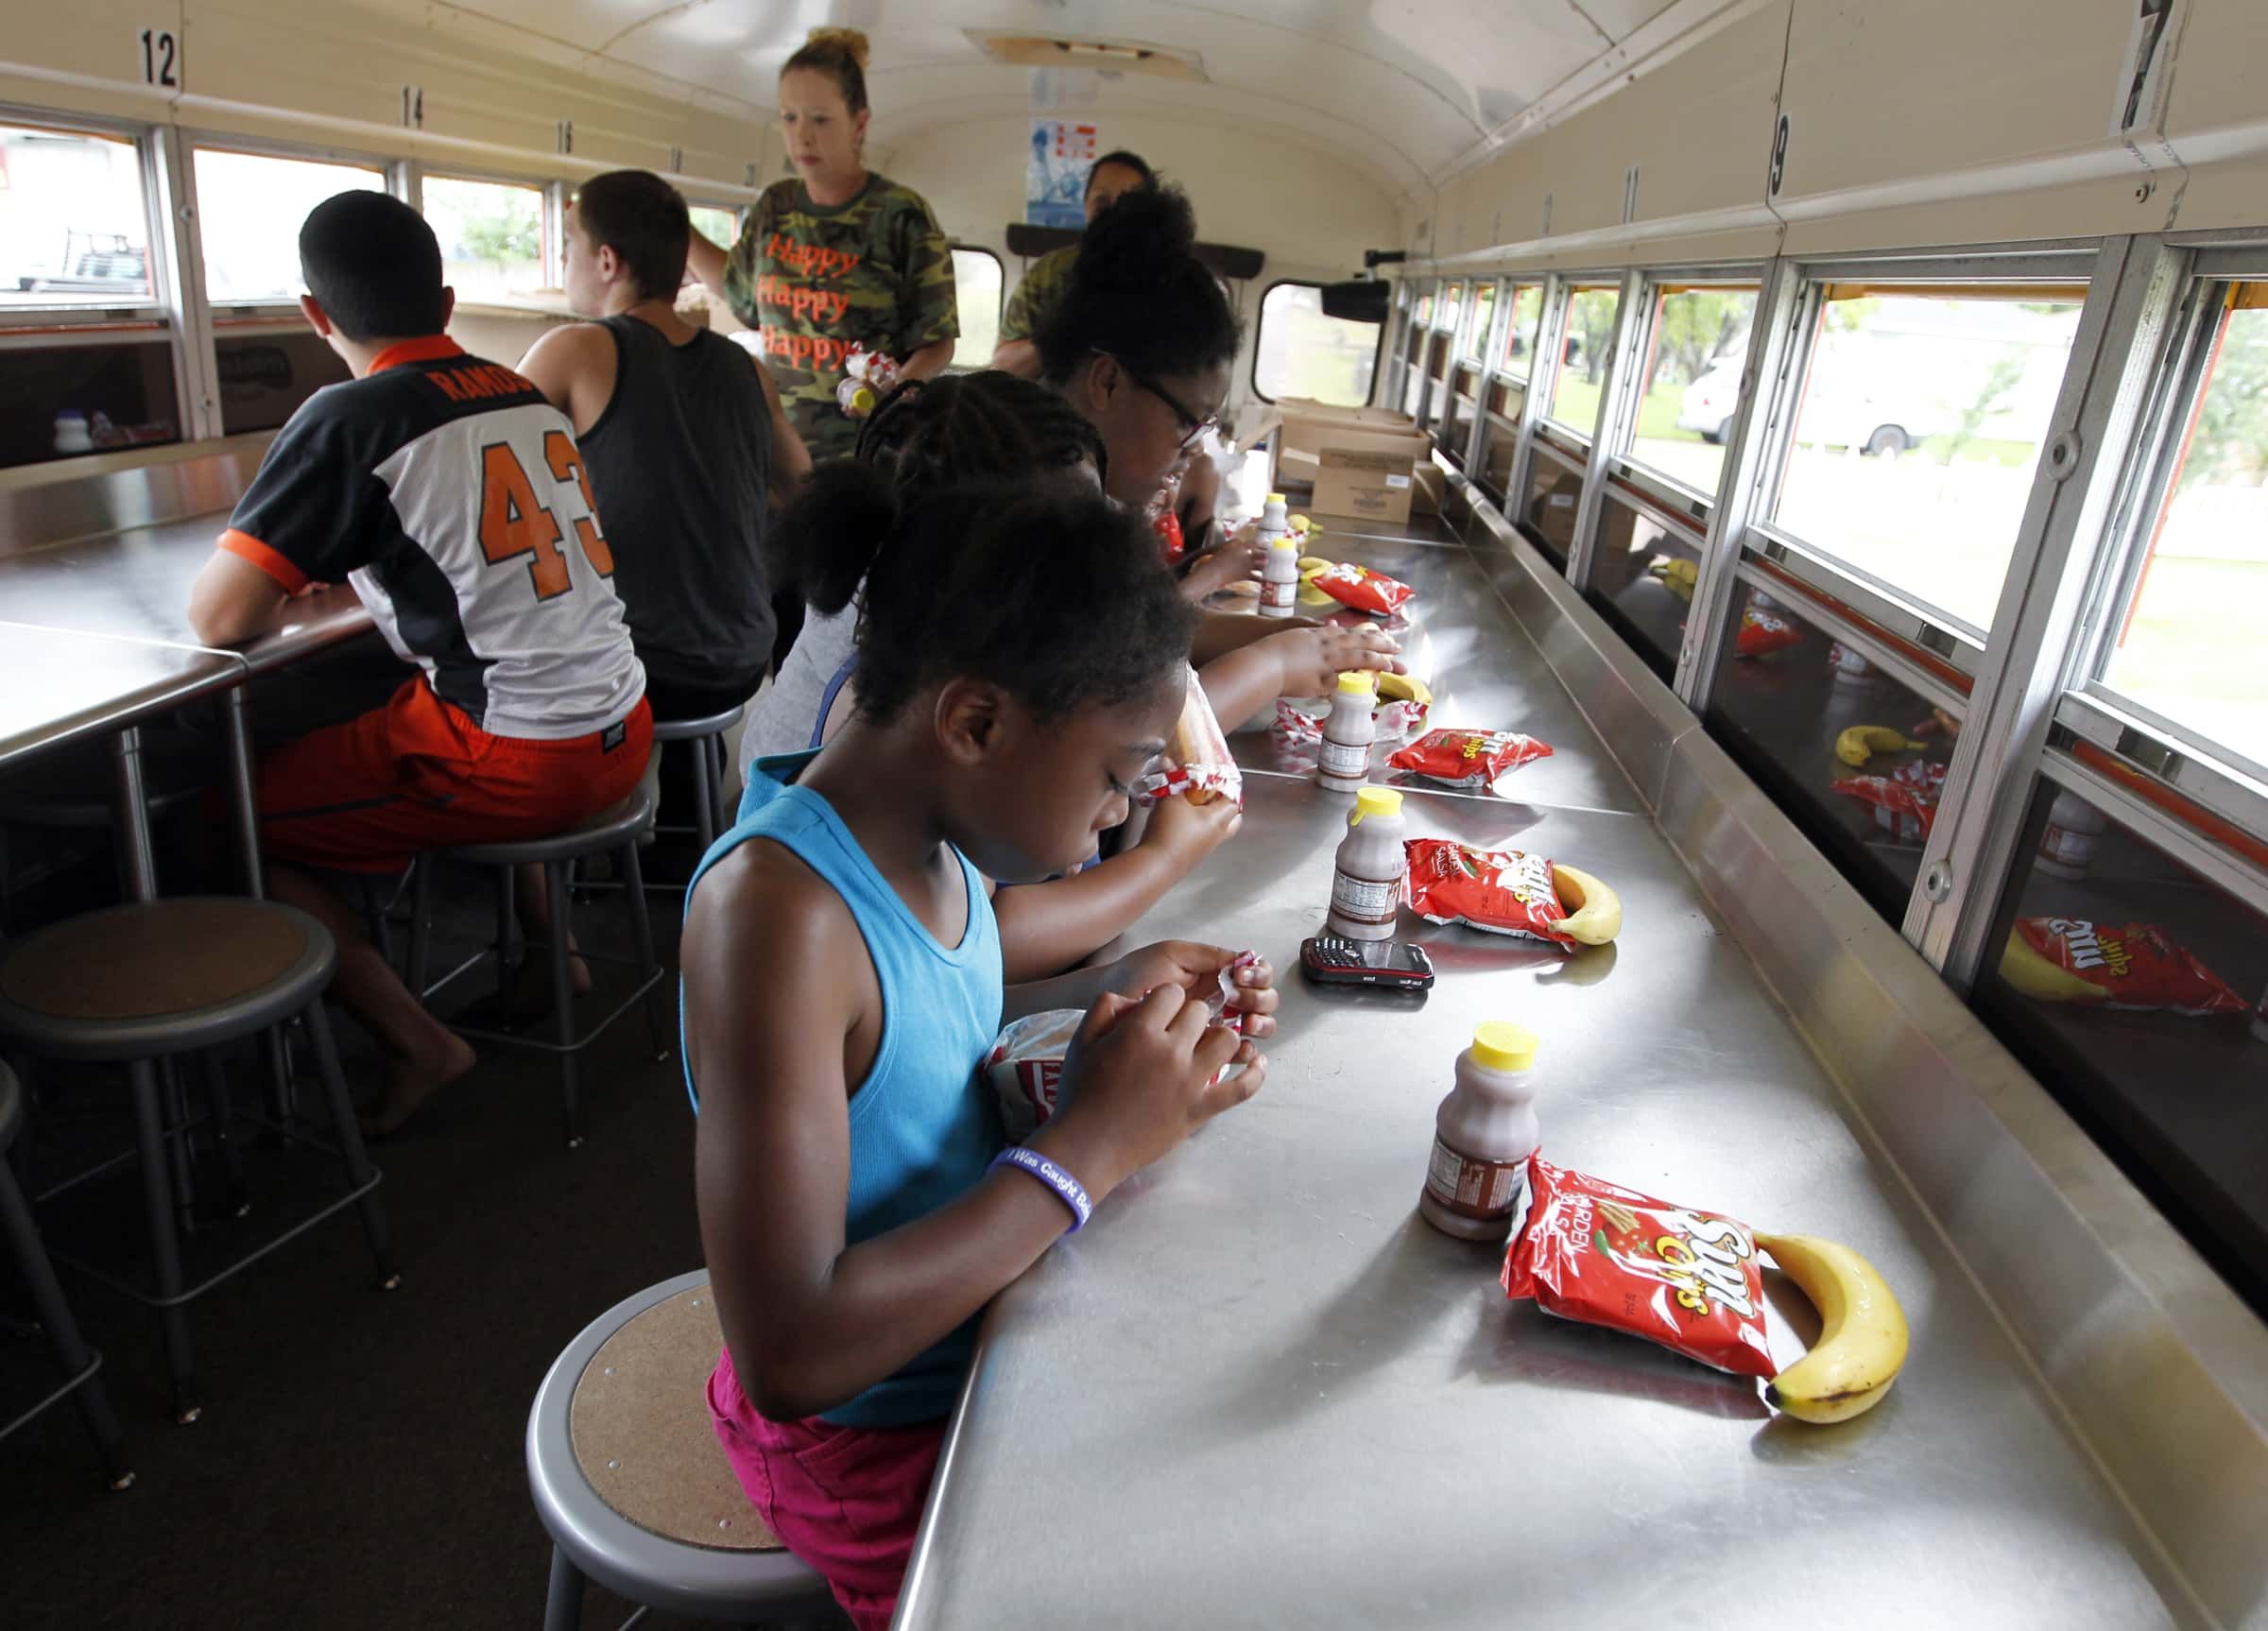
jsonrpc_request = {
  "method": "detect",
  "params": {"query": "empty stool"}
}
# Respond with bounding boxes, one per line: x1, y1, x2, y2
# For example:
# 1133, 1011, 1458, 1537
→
0, 1061, 132, 1490
0, 899, 394, 1422
527, 1271, 837, 1631
405, 791, 667, 1148
651, 706, 744, 855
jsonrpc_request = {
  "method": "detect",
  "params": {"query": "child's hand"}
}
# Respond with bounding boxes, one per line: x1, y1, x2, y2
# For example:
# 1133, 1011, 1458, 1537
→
1264, 625, 1408, 698
1137, 787, 1242, 868
1179, 530, 1270, 602
1098, 942, 1278, 1036
1042, 983, 1267, 1193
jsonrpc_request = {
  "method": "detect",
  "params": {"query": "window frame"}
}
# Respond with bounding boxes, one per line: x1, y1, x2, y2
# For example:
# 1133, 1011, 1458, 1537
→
0, 108, 172, 331
945, 242, 1005, 372
416, 166, 559, 313
1605, 271, 1766, 515
1248, 276, 1386, 408
184, 131, 402, 316
1538, 277, 1627, 447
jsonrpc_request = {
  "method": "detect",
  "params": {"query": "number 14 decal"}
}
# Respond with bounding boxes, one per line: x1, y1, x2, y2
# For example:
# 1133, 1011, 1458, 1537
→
478, 432, 614, 599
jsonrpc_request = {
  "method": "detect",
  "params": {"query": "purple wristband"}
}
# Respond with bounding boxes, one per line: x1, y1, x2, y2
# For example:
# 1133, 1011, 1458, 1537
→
990, 1145, 1093, 1232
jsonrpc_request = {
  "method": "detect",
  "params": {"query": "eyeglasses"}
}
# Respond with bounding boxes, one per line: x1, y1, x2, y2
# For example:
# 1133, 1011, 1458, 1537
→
1102, 353, 1219, 452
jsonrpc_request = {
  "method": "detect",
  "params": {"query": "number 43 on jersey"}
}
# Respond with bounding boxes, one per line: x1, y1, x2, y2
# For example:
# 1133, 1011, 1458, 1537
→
479, 430, 613, 600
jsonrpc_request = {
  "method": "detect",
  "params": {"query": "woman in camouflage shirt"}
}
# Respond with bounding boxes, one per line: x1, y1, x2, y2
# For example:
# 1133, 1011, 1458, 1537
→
688, 27, 959, 468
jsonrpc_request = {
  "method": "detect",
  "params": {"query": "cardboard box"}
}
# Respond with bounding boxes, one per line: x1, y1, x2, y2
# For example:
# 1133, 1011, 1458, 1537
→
1525, 470, 1584, 558
1310, 446, 1419, 525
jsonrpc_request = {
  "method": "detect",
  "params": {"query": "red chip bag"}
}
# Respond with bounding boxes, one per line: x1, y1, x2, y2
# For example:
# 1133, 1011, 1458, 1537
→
1503, 1156, 1777, 1380
1387, 728, 1554, 791
1403, 838, 1573, 949
1830, 758, 1947, 842
2005, 917, 2248, 1015
1309, 561, 1416, 616
1737, 604, 1801, 658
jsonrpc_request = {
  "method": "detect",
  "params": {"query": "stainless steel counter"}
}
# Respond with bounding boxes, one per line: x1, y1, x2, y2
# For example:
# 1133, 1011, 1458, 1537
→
898, 536, 2204, 1625
1225, 532, 1648, 816
0, 509, 370, 680
0, 622, 244, 769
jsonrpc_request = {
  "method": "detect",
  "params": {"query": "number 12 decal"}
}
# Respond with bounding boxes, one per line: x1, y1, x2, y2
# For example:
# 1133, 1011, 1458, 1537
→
138, 28, 180, 89
477, 436, 612, 600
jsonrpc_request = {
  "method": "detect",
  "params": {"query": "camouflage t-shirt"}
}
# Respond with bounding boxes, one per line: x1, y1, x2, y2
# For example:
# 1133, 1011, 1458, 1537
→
998, 244, 1079, 347
724, 173, 958, 461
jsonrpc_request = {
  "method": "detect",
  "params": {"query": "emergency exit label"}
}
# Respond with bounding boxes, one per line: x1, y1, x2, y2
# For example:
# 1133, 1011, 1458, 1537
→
136, 26, 181, 91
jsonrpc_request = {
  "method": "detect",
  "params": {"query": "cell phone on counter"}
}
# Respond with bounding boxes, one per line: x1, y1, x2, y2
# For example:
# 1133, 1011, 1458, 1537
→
1300, 936, 1435, 990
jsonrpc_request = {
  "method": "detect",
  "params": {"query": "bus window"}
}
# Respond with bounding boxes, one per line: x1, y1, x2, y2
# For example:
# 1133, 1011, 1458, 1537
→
1626, 284, 1759, 499
1439, 281, 1465, 335
0, 333, 179, 468
1521, 443, 1586, 570
950, 247, 1002, 369
687, 205, 738, 254
1973, 772, 2268, 1302
421, 175, 546, 307
1587, 494, 1705, 680
194, 149, 387, 305
1, 124, 153, 308
1705, 582, 1958, 925
1498, 284, 1544, 402
1771, 285, 2084, 635
1254, 281, 1379, 406
1461, 281, 1495, 363
2095, 286, 2268, 777
1545, 284, 1622, 440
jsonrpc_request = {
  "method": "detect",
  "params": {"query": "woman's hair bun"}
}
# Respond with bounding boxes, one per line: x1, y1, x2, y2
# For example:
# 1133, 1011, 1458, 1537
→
1074, 185, 1199, 289
803, 26, 870, 68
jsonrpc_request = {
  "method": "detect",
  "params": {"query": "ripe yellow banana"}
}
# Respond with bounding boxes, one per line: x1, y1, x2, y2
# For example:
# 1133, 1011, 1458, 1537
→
1546, 863, 1622, 946
1998, 931, 2104, 1003
1297, 555, 1334, 578
1374, 672, 1433, 709
1756, 1231, 1909, 1424
1647, 558, 1700, 604
1288, 513, 1315, 536
1835, 724, 1920, 767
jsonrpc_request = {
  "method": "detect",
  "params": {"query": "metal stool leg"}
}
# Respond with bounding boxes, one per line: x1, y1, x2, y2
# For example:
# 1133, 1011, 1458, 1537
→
261, 1027, 296, 1128
542, 1543, 587, 1631
620, 842, 669, 1061
199, 1052, 249, 1220
544, 863, 582, 1149
299, 1000, 400, 1291
690, 732, 718, 853
497, 865, 522, 1019
128, 1058, 198, 1421
405, 856, 435, 1002
0, 1156, 132, 1489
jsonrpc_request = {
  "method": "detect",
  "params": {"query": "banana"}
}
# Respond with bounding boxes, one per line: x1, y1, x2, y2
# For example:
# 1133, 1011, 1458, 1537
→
1755, 1232, 1910, 1424
1647, 558, 1700, 604
1297, 555, 1334, 578
1997, 931, 2105, 1003
1288, 513, 1314, 535
1545, 863, 1623, 946
1834, 724, 1920, 767
1374, 672, 1433, 709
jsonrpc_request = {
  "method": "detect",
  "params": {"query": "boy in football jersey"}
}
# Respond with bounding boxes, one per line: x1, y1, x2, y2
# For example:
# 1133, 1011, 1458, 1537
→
188, 190, 652, 1136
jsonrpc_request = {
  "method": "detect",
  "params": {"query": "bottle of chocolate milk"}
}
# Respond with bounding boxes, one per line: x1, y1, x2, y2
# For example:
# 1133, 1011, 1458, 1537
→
1419, 1023, 1540, 1240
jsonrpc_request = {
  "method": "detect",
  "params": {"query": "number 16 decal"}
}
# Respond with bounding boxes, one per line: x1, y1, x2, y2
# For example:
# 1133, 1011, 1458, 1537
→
477, 438, 611, 599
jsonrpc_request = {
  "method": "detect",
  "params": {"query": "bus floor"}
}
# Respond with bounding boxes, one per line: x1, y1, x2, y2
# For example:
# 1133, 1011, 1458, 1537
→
0, 884, 719, 1631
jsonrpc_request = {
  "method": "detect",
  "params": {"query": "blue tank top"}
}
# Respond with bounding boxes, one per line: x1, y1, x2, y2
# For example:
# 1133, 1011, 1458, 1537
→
684, 750, 1005, 1426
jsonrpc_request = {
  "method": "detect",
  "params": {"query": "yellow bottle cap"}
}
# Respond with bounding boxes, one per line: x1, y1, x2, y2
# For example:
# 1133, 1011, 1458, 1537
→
1269, 538, 1299, 553
1266, 491, 1287, 505
1349, 786, 1402, 825
1336, 670, 1377, 695
1470, 1022, 1538, 1073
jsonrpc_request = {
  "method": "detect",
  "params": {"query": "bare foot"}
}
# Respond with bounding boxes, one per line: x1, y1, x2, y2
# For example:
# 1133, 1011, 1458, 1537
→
507, 948, 593, 1019
359, 1031, 477, 1139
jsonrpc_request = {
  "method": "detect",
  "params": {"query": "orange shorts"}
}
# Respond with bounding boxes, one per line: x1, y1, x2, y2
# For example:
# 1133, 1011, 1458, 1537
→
256, 678, 652, 875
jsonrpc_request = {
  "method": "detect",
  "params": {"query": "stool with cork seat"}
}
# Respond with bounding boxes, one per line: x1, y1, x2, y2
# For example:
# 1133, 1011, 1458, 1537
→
0, 898, 394, 1422
403, 789, 667, 1149
525, 1270, 838, 1630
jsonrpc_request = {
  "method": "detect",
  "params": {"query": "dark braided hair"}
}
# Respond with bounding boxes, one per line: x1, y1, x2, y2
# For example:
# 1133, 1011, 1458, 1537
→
850, 371, 1108, 494
791, 475, 1194, 726
1037, 185, 1241, 386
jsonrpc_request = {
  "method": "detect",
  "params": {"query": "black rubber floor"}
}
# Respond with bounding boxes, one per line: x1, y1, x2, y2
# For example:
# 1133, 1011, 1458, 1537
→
1, 890, 724, 1631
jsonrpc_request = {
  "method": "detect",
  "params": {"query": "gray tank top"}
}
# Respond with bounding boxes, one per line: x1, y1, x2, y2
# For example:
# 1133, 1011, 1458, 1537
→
579, 315, 775, 692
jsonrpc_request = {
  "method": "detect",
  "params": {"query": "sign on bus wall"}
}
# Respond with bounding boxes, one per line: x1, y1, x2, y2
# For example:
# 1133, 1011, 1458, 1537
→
1026, 117, 1096, 230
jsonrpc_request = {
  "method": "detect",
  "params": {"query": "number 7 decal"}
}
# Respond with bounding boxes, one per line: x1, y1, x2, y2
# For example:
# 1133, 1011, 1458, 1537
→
477, 436, 613, 598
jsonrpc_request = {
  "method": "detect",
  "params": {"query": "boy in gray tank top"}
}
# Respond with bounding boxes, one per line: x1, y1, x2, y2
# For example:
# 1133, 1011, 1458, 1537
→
520, 170, 812, 836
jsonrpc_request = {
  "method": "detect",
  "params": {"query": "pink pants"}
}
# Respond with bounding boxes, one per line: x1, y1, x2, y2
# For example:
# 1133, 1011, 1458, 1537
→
707, 1350, 947, 1631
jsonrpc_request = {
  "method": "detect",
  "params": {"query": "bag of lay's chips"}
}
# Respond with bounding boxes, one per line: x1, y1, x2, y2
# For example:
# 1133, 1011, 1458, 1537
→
1308, 561, 1416, 617
1387, 728, 1554, 791
1999, 918, 2248, 1015
1737, 604, 1801, 658
1403, 838, 1575, 949
1503, 1157, 1778, 1380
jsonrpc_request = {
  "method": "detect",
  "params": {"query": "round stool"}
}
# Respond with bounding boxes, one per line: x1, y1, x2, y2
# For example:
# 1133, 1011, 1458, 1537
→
404, 791, 667, 1148
0, 899, 395, 1420
527, 1271, 837, 1629
651, 707, 745, 853
0, 1061, 132, 1489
